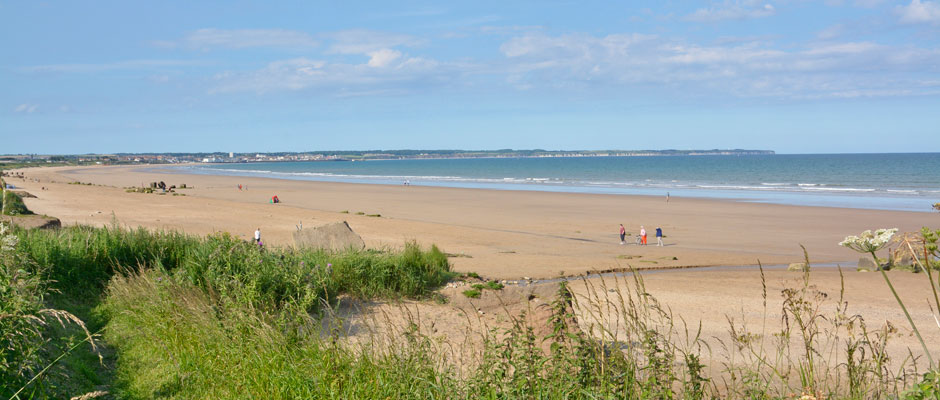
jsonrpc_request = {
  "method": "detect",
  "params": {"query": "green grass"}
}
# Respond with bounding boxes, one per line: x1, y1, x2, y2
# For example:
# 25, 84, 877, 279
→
2, 190, 32, 215
14, 224, 453, 311
5, 222, 940, 399
4, 223, 456, 398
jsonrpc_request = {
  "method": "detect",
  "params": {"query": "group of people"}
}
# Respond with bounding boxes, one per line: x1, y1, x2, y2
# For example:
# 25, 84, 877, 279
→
619, 224, 664, 246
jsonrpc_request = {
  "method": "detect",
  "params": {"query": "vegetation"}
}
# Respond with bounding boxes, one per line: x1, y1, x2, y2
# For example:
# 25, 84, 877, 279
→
2, 190, 32, 215
2, 222, 939, 398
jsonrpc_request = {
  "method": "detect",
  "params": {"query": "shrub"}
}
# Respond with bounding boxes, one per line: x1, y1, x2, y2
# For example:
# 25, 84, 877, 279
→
2, 190, 31, 215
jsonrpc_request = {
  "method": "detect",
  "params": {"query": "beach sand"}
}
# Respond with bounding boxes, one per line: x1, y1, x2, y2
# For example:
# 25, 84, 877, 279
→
9, 164, 940, 373
11, 165, 934, 280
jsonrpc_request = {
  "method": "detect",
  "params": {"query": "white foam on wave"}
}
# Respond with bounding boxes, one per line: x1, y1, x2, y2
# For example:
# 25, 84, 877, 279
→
800, 187, 876, 192
189, 166, 931, 199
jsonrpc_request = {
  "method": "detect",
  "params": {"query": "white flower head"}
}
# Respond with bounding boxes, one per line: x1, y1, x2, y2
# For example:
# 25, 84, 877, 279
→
839, 228, 897, 253
0, 222, 17, 252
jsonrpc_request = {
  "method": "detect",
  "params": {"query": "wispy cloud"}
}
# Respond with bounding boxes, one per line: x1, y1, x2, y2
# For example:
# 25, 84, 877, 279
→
13, 103, 38, 113
324, 29, 426, 54
896, 0, 940, 25
366, 49, 402, 68
24, 59, 204, 73
497, 31, 940, 98
180, 28, 319, 50
685, 1, 776, 22
210, 54, 457, 95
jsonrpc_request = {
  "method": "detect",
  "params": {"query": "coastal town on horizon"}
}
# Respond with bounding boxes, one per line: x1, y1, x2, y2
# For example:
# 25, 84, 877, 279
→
1, 149, 776, 165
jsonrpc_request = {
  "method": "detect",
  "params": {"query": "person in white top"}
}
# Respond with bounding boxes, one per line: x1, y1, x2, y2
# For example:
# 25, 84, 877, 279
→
254, 228, 261, 244
640, 226, 647, 246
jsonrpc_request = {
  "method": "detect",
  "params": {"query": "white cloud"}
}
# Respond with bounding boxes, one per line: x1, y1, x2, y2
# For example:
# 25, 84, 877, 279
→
183, 28, 319, 49
367, 49, 402, 68
210, 54, 456, 94
896, 0, 940, 24
496, 31, 940, 98
324, 30, 425, 54
686, 1, 776, 22
13, 104, 38, 113
204, 27, 939, 100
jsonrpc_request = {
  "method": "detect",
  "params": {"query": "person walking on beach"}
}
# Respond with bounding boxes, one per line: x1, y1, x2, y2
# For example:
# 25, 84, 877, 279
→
640, 226, 647, 245
666, 192, 670, 203
254, 228, 261, 245
656, 227, 664, 246
619, 224, 626, 245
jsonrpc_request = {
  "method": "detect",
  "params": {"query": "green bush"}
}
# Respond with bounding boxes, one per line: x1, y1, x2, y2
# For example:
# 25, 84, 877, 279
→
2, 190, 31, 215
15, 225, 453, 313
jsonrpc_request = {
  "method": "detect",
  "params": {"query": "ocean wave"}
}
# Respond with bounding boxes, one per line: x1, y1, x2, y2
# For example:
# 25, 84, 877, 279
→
184, 166, 931, 197
799, 187, 876, 192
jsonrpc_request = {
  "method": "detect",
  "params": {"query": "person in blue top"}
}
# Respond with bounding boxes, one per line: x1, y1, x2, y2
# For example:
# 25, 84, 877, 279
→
655, 227, 664, 247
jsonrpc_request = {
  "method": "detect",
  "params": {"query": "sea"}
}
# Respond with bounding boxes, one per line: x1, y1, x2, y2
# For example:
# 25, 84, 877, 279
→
175, 153, 940, 212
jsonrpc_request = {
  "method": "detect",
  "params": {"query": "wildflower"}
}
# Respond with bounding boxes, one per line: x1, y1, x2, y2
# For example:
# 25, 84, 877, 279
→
0, 223, 17, 252
839, 228, 897, 253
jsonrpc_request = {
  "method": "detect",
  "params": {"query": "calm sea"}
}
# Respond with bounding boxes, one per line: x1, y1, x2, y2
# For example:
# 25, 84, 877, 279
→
176, 153, 940, 212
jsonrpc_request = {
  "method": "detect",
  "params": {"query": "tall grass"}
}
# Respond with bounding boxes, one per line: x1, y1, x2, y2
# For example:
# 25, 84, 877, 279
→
14, 224, 453, 313
1, 223, 99, 399
5, 224, 453, 398
102, 270, 455, 399
6, 222, 940, 398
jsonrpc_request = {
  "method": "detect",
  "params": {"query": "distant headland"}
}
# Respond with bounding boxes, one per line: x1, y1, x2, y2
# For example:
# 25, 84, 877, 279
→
2, 149, 775, 166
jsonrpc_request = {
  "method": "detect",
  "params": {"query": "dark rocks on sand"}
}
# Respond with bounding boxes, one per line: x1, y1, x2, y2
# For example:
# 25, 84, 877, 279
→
4, 214, 61, 230
787, 262, 807, 272
292, 221, 365, 251
857, 257, 877, 272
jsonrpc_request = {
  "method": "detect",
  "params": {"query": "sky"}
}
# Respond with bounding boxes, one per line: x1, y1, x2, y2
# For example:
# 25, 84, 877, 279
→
2, 0, 939, 154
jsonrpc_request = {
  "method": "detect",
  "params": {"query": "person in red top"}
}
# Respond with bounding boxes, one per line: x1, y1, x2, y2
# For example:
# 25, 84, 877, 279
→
619, 224, 626, 245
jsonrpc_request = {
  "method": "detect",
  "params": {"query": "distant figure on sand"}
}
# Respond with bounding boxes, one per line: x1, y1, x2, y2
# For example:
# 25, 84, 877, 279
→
640, 226, 647, 245
656, 227, 664, 246
254, 228, 261, 245
666, 192, 670, 203
271, 195, 280, 204
619, 224, 626, 245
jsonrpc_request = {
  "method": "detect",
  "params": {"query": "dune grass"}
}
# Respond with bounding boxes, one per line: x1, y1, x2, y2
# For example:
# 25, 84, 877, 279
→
3, 223, 454, 398
1, 190, 32, 216
4, 222, 940, 398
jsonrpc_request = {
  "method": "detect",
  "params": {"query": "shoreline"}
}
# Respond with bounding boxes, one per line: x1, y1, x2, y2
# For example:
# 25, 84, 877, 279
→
8, 164, 939, 382
166, 161, 938, 213
12, 164, 933, 280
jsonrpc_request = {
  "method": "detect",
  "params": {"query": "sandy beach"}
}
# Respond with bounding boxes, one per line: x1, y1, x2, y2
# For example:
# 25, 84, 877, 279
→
11, 164, 933, 280
8, 164, 940, 372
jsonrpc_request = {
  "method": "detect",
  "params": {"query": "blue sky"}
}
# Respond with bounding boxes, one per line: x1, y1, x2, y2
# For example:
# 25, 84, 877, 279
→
2, 0, 939, 154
